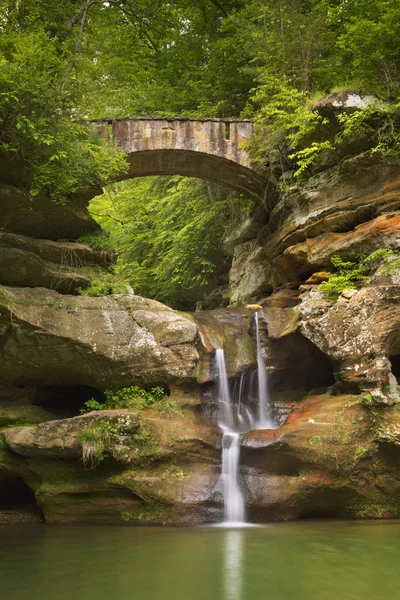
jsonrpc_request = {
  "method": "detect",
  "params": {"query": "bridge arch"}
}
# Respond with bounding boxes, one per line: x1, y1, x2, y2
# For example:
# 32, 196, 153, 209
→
95, 118, 269, 203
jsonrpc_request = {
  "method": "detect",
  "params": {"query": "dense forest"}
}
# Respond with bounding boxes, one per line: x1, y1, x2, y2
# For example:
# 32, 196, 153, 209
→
2, 0, 400, 308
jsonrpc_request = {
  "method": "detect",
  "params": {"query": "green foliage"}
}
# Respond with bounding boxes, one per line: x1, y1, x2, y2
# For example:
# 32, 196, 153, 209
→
104, 386, 166, 411
320, 256, 368, 299
77, 232, 115, 252
4, 0, 400, 301
335, 0, 400, 98
137, 500, 166, 522
89, 177, 250, 309
320, 249, 399, 299
80, 386, 168, 414
162, 465, 185, 480
309, 436, 323, 447
364, 248, 396, 264
0, 24, 127, 202
77, 279, 127, 298
240, 1, 400, 179
2, 420, 37, 429
243, 77, 326, 168
80, 399, 105, 414
79, 427, 103, 444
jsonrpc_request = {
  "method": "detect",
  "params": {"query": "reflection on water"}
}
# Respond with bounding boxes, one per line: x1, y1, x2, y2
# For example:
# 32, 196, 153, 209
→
1, 521, 400, 600
223, 530, 243, 600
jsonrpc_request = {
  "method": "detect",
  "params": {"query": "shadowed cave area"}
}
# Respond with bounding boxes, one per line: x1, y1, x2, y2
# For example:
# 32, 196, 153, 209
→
390, 355, 400, 383
33, 384, 106, 416
0, 476, 37, 508
268, 334, 336, 397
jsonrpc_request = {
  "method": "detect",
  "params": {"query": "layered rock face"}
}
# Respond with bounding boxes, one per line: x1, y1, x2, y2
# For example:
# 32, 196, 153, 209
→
1, 118, 400, 524
0, 184, 117, 294
229, 154, 400, 303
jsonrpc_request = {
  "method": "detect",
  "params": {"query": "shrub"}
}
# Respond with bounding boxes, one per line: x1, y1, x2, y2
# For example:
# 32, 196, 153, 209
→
320, 255, 368, 299
77, 279, 127, 297
79, 399, 105, 414
80, 386, 168, 414
320, 250, 399, 299
363, 248, 395, 265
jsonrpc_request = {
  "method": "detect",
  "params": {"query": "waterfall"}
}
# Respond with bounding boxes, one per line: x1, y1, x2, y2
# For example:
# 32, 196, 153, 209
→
216, 348, 246, 524
255, 312, 273, 428
216, 312, 275, 525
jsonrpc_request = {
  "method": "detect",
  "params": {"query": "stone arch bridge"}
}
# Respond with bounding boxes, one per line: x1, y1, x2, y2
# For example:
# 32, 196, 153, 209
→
94, 117, 269, 203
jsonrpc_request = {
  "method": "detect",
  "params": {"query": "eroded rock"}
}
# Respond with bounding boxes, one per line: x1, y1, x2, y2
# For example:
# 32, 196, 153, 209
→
229, 154, 400, 304
299, 281, 400, 403
241, 393, 400, 520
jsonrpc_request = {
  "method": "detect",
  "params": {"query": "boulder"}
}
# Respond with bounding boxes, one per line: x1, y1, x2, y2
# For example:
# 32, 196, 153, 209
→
299, 279, 400, 403
0, 183, 99, 240
0, 286, 257, 388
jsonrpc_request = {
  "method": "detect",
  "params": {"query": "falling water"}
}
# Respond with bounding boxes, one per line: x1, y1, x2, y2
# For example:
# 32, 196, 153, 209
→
216, 312, 275, 525
255, 312, 273, 428
216, 348, 246, 524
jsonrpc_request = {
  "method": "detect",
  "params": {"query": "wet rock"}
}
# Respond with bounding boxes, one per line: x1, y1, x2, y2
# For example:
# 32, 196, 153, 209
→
241, 394, 400, 521
3, 407, 220, 525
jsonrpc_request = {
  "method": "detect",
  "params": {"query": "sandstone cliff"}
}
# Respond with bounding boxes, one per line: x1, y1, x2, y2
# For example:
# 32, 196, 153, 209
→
1, 124, 400, 524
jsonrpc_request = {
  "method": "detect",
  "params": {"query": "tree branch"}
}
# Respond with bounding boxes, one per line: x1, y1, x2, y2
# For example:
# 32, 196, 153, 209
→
107, 1, 159, 51
208, 0, 228, 16
63, 0, 95, 80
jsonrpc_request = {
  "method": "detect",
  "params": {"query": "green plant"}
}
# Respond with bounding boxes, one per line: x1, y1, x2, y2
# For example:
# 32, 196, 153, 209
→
137, 500, 165, 522
154, 399, 184, 418
77, 279, 127, 297
309, 436, 323, 447
79, 386, 168, 414
120, 510, 134, 523
2, 420, 37, 429
88, 176, 246, 311
363, 248, 395, 265
289, 141, 335, 179
77, 232, 115, 252
104, 386, 167, 411
320, 250, 399, 299
320, 255, 368, 299
354, 446, 367, 462
162, 465, 185, 479
80, 399, 105, 414
79, 426, 105, 469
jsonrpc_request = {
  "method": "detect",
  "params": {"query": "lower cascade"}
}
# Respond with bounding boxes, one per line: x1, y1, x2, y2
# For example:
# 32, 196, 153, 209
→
216, 313, 276, 525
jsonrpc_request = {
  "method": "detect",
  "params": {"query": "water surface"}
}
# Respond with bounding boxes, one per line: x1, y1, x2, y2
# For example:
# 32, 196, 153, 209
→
0, 520, 399, 600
